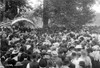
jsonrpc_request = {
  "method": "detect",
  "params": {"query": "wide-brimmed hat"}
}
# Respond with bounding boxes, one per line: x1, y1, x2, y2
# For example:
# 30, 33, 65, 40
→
12, 50, 19, 54
92, 45, 100, 50
51, 51, 58, 56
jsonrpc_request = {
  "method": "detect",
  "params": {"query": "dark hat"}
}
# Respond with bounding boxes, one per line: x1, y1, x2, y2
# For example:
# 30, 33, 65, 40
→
39, 58, 47, 67
79, 61, 85, 67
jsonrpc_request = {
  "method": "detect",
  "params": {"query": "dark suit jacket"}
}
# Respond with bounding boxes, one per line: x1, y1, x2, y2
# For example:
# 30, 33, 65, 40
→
21, 60, 30, 68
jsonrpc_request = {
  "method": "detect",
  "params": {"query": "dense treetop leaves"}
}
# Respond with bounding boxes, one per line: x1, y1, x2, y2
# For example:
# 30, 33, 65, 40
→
43, 0, 95, 31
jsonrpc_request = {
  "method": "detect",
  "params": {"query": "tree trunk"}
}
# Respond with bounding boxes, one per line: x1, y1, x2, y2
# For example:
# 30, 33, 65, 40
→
43, 0, 49, 28
0, 12, 3, 22
43, 8, 49, 28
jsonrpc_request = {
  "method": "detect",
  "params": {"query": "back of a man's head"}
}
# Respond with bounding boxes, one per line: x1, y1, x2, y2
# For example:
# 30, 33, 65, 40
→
32, 54, 36, 59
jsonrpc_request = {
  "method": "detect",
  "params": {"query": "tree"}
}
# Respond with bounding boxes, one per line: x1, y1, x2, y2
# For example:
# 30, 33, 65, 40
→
43, 0, 95, 31
0, 0, 4, 21
43, 0, 49, 28
5, 0, 28, 20
72, 0, 95, 31
32, 5, 43, 18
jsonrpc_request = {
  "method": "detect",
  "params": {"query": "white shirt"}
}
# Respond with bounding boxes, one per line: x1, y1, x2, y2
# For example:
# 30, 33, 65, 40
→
71, 57, 84, 68
78, 56, 92, 68
0, 60, 4, 68
90, 51, 100, 61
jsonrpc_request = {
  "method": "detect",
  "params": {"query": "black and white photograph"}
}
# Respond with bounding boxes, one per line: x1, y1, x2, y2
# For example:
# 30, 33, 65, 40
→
0, 0, 100, 68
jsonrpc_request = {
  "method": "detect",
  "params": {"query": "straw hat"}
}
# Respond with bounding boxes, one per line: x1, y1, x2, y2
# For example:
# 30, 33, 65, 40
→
75, 45, 82, 49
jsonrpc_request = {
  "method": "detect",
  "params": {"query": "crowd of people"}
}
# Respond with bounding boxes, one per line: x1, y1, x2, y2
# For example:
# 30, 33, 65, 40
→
0, 25, 100, 68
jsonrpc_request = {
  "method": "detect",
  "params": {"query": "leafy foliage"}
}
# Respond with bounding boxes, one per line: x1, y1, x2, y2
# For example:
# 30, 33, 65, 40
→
5, 0, 28, 19
33, 5, 43, 17
43, 0, 95, 31
0, 0, 4, 21
6, 0, 27, 7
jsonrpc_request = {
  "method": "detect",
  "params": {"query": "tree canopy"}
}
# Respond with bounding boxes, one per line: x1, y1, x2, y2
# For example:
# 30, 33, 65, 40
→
5, 0, 28, 19
43, 0, 95, 31
0, 0, 95, 31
